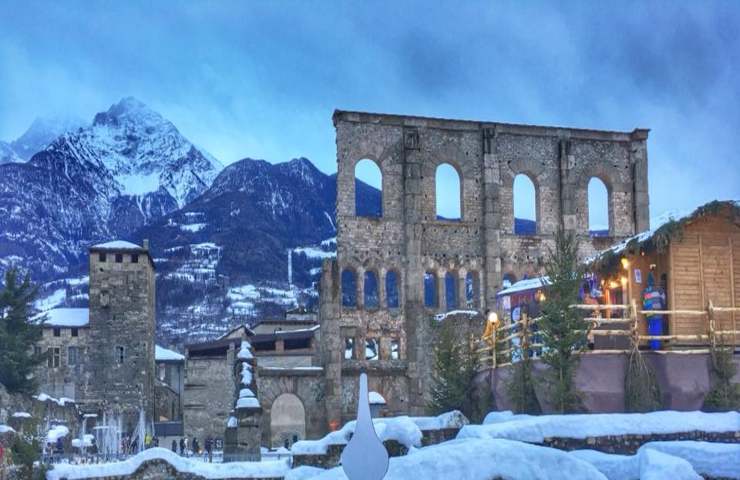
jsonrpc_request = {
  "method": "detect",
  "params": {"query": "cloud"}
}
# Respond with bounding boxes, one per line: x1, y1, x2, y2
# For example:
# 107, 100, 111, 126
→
0, 0, 737, 218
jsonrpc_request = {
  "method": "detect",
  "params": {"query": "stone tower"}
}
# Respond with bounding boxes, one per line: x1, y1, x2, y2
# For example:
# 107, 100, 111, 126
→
87, 240, 156, 433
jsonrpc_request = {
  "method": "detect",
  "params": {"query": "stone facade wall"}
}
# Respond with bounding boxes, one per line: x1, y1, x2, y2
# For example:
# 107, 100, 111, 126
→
86, 246, 156, 433
320, 110, 649, 431
36, 326, 91, 400
182, 346, 237, 444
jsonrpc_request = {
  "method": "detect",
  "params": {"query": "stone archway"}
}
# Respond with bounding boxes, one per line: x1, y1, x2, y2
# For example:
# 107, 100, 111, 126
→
270, 393, 306, 448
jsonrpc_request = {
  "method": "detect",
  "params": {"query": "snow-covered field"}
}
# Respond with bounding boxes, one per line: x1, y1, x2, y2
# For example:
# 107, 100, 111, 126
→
38, 410, 739, 480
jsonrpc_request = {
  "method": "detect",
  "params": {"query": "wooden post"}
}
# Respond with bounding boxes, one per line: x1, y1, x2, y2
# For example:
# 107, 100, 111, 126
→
729, 237, 737, 347
630, 299, 639, 350
708, 300, 716, 349
492, 324, 497, 369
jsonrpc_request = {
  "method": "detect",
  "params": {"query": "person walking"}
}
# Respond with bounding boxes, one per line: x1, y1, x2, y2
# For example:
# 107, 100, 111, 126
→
172, 439, 177, 453
179, 437, 185, 456
205, 437, 213, 463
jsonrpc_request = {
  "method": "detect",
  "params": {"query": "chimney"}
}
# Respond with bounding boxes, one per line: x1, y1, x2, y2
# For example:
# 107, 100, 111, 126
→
143, 239, 150, 251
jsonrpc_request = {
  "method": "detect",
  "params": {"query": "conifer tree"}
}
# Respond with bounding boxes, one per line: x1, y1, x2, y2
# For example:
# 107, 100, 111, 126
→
0, 268, 44, 393
428, 320, 477, 418
538, 229, 588, 413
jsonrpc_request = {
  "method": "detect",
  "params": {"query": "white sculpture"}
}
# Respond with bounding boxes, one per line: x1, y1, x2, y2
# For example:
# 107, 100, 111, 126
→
341, 373, 389, 480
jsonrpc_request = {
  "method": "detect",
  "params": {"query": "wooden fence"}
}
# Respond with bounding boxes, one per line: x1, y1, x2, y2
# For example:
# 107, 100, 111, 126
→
476, 301, 740, 370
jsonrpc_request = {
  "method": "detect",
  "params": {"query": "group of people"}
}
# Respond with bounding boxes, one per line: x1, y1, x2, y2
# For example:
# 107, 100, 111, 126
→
172, 436, 216, 462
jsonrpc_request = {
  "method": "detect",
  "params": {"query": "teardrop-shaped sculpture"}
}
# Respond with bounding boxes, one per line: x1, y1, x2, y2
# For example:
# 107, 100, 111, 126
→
341, 373, 389, 480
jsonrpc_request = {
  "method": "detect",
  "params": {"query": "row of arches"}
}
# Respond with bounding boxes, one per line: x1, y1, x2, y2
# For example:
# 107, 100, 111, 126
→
355, 159, 462, 220
340, 268, 481, 311
424, 270, 480, 310
354, 159, 611, 235
512, 174, 609, 235
341, 269, 400, 309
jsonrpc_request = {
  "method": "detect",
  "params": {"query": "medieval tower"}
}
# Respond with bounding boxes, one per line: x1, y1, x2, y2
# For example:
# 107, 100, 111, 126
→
86, 240, 156, 433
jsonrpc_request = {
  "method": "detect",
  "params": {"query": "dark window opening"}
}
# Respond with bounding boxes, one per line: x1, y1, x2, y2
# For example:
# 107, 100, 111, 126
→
99, 253, 107, 262
115, 253, 123, 263
364, 271, 379, 309
386, 271, 400, 309
116, 346, 125, 364
341, 269, 357, 307
344, 337, 355, 360
53, 327, 61, 337
48, 347, 60, 368
131, 254, 139, 263
284, 338, 311, 350
253, 341, 277, 352
445, 272, 458, 311
424, 272, 438, 308
390, 339, 400, 360
365, 338, 379, 361
71, 328, 79, 337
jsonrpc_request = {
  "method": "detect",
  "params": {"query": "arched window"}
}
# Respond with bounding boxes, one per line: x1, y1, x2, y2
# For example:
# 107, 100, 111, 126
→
341, 269, 357, 307
435, 163, 461, 220
588, 178, 609, 236
465, 271, 479, 307
355, 159, 382, 218
424, 271, 438, 308
513, 174, 536, 235
364, 271, 379, 309
386, 271, 400, 309
445, 272, 457, 311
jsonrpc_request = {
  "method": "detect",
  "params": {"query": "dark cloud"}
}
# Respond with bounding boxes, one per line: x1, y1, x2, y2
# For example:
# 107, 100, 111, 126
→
0, 0, 737, 219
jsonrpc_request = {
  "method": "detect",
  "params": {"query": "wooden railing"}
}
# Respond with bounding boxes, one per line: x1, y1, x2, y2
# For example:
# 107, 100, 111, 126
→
477, 301, 740, 370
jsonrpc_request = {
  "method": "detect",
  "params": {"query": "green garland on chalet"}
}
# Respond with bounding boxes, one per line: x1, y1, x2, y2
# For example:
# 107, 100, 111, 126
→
589, 200, 740, 277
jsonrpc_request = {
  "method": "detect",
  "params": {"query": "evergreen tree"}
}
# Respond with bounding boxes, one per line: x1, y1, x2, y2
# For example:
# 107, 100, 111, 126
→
0, 268, 45, 393
428, 320, 477, 418
703, 345, 740, 411
538, 229, 588, 413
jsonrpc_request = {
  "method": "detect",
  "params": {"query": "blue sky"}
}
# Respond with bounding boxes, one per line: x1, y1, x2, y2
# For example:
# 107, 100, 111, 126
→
1, 1, 738, 227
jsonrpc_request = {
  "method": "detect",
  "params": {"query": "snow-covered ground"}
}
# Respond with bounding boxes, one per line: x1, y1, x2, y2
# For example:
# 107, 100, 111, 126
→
38, 410, 740, 480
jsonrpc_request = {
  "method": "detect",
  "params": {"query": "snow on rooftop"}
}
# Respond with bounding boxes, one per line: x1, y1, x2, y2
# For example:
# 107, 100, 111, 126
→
369, 391, 386, 405
497, 277, 550, 297
587, 200, 740, 264
46, 447, 290, 480
38, 308, 89, 327
155, 345, 185, 362
35, 393, 76, 407
458, 410, 740, 444
47, 425, 70, 443
0, 425, 14, 433
92, 240, 143, 250
12, 412, 32, 418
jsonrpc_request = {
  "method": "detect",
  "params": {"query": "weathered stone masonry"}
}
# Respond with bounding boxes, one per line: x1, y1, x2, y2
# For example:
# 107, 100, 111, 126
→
320, 110, 649, 429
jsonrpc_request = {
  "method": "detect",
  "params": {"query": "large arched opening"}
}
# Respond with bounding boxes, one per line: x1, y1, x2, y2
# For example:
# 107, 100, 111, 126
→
270, 393, 306, 448
355, 159, 383, 217
435, 163, 461, 220
588, 177, 610, 236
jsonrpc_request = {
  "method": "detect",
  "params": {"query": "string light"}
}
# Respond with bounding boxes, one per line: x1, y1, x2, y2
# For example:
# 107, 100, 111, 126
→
621, 258, 630, 270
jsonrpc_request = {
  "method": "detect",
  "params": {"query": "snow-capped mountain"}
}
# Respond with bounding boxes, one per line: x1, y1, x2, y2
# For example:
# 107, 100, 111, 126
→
0, 97, 222, 281
10, 116, 85, 161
